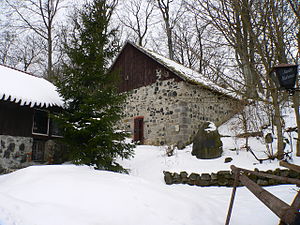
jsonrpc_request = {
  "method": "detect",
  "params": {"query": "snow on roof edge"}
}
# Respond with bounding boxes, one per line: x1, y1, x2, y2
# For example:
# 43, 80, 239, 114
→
0, 64, 64, 109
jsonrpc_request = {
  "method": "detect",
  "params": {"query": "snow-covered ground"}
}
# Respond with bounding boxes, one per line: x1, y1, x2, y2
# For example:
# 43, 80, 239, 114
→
0, 163, 297, 225
0, 108, 299, 225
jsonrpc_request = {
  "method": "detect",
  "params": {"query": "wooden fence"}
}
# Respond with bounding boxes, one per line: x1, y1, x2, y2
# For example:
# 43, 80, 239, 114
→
225, 162, 300, 225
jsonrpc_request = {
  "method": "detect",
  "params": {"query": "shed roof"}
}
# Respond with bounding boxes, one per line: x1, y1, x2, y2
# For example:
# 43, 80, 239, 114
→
127, 42, 238, 99
0, 64, 63, 108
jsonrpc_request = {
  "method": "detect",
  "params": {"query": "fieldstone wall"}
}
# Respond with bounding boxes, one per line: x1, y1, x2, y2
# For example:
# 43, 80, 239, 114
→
163, 169, 300, 187
0, 135, 33, 170
122, 78, 240, 146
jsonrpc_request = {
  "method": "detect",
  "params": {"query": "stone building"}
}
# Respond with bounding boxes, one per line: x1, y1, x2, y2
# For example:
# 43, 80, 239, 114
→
111, 42, 242, 147
0, 64, 63, 169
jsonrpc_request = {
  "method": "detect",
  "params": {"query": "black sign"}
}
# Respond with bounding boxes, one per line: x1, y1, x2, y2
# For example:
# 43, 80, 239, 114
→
273, 65, 298, 90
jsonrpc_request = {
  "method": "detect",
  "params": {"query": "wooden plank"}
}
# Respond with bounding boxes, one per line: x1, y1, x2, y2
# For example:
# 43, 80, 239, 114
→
234, 166, 300, 186
225, 168, 240, 225
231, 166, 299, 224
279, 191, 300, 225
280, 161, 300, 173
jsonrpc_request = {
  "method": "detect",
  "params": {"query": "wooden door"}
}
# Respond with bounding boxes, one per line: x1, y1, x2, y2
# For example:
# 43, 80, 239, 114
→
134, 117, 144, 143
32, 139, 45, 162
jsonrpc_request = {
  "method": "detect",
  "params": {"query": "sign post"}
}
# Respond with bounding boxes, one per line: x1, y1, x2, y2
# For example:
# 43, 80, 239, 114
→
270, 64, 299, 93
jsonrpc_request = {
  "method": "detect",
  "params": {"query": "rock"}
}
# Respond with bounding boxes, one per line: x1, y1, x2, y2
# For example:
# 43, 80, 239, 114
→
188, 173, 200, 185
177, 141, 186, 150
172, 173, 181, 184
189, 173, 200, 181
180, 171, 189, 184
217, 170, 232, 179
217, 178, 228, 186
257, 179, 269, 186
224, 157, 233, 163
247, 173, 258, 182
0, 165, 6, 174
197, 179, 210, 186
201, 173, 211, 181
163, 171, 173, 185
288, 170, 299, 178
280, 170, 289, 178
192, 122, 223, 159
211, 173, 218, 180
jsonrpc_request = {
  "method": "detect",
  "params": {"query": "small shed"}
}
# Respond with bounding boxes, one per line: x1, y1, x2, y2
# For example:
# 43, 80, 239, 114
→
111, 42, 242, 147
0, 64, 64, 169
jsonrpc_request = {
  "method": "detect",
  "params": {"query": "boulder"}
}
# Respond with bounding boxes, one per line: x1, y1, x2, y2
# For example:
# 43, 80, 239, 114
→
192, 122, 223, 159
224, 157, 233, 163
163, 171, 173, 185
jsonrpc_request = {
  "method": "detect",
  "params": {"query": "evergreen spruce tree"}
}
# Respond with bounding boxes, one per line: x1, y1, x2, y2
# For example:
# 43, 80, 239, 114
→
55, 0, 134, 172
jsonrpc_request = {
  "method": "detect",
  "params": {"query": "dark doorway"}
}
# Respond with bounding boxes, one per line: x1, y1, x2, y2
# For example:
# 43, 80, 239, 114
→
134, 117, 144, 144
32, 139, 45, 162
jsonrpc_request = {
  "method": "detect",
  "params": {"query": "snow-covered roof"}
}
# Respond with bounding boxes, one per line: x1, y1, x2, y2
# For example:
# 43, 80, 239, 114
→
0, 65, 63, 108
129, 42, 239, 99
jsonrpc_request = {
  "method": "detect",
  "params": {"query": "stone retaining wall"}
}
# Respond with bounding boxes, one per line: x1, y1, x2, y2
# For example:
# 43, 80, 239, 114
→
164, 169, 300, 187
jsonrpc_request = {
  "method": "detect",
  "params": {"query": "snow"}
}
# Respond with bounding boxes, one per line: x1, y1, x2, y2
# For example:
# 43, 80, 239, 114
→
0, 65, 63, 108
129, 42, 239, 99
0, 105, 299, 225
205, 121, 217, 133
0, 164, 297, 225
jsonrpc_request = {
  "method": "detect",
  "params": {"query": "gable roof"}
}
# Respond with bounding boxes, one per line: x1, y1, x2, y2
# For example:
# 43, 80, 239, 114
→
123, 42, 238, 99
0, 64, 63, 108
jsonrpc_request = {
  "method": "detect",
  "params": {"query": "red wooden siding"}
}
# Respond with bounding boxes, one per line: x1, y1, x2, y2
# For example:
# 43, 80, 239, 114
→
112, 43, 181, 92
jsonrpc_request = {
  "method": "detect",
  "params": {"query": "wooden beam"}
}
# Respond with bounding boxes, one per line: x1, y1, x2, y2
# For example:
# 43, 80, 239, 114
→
234, 166, 300, 186
225, 168, 240, 225
279, 191, 300, 225
231, 165, 299, 225
280, 161, 300, 173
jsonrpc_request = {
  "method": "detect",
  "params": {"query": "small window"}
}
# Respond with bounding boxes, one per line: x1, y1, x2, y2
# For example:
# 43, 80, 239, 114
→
50, 118, 63, 137
32, 110, 49, 135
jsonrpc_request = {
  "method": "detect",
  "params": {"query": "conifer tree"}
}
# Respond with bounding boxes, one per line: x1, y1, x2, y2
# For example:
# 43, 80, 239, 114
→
55, 0, 134, 172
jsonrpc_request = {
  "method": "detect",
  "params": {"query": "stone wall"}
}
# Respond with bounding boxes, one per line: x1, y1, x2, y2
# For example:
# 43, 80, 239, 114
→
122, 78, 240, 146
163, 169, 300, 187
0, 135, 33, 169
0, 135, 63, 172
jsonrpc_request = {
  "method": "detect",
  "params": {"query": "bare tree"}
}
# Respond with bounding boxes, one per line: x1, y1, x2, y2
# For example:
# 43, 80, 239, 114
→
154, 0, 185, 60
16, 34, 44, 72
0, 31, 16, 65
4, 0, 64, 79
287, 0, 300, 156
117, 0, 156, 46
186, 0, 298, 159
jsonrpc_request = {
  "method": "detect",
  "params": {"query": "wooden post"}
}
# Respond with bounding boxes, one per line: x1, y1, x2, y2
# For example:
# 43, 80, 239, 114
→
231, 166, 299, 224
280, 161, 300, 173
225, 168, 240, 225
279, 191, 300, 225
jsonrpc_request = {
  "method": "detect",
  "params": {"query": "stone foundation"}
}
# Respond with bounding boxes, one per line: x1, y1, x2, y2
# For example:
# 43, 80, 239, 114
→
0, 135, 63, 171
0, 135, 33, 169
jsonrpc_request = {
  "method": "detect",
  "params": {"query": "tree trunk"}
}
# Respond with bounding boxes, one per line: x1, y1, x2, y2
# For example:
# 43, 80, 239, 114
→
293, 10, 300, 157
293, 92, 300, 156
272, 90, 285, 159
47, 30, 53, 80
165, 15, 173, 60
